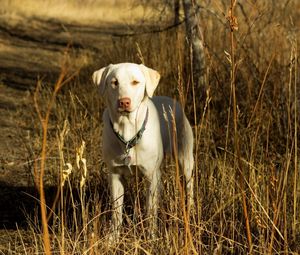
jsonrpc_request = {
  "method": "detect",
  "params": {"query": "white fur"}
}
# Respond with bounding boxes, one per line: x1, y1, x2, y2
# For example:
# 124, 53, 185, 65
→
92, 63, 194, 240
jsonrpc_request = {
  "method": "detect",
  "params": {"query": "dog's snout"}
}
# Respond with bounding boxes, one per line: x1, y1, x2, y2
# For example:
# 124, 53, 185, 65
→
118, 97, 131, 110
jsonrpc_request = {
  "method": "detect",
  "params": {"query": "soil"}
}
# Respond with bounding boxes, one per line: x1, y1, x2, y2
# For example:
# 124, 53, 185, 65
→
0, 12, 133, 233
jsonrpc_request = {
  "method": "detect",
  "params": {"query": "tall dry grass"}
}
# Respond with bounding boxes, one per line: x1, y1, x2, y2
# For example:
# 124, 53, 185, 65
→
4, 0, 299, 254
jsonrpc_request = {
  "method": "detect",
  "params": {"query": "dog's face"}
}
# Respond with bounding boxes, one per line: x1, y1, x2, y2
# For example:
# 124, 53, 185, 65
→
92, 63, 160, 114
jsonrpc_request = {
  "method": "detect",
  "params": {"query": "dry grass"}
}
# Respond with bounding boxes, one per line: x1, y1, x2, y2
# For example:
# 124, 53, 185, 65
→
2, 0, 300, 254
2, 0, 161, 25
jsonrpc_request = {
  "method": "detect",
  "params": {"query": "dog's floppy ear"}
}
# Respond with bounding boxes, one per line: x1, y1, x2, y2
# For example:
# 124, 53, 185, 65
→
92, 65, 112, 95
139, 64, 160, 98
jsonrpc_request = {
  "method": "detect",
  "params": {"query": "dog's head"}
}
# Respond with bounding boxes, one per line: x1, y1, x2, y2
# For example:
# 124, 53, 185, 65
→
92, 63, 160, 113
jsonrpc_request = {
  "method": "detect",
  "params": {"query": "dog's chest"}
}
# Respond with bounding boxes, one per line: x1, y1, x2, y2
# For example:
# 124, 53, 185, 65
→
102, 107, 163, 174
110, 144, 145, 167
105, 132, 161, 174
117, 147, 136, 166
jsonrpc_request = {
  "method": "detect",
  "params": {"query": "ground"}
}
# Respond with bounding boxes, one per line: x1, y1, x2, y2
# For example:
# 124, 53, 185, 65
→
0, 0, 151, 248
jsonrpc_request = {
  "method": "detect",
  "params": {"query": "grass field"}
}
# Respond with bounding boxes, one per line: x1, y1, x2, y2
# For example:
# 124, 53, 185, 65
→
1, 0, 300, 254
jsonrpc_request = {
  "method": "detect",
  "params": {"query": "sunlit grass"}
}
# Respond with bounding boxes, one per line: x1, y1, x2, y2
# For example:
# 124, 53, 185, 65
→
2, 0, 158, 25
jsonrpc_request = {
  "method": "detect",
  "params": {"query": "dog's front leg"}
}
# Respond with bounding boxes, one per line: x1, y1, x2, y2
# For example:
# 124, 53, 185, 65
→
146, 168, 161, 237
109, 172, 124, 242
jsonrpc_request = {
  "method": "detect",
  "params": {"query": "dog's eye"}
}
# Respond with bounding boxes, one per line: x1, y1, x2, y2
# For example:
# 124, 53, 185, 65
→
111, 78, 118, 87
131, 80, 139, 86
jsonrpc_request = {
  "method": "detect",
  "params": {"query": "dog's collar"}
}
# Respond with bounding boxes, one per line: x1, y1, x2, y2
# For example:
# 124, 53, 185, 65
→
110, 108, 149, 151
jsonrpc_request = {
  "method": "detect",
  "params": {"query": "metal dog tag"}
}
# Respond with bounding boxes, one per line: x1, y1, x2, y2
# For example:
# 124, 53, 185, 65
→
121, 148, 131, 166
124, 155, 131, 165
121, 151, 132, 174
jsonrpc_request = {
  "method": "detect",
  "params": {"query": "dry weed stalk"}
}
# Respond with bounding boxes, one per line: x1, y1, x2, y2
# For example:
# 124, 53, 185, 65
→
58, 119, 71, 255
76, 140, 88, 249
33, 53, 79, 255
291, 38, 298, 243
227, 0, 252, 252
76, 140, 87, 189
170, 105, 197, 255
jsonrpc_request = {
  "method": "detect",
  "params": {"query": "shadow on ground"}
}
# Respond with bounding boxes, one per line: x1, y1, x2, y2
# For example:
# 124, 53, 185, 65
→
0, 183, 40, 229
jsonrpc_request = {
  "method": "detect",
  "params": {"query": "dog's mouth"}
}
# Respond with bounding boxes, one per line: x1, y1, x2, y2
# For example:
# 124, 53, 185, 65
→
118, 109, 131, 115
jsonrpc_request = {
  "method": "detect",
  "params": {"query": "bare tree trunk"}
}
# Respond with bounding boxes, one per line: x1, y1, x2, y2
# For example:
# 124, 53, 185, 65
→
182, 0, 206, 92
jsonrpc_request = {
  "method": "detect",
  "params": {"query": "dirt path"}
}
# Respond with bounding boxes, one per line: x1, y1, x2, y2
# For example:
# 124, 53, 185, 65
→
0, 11, 139, 230
0, 11, 137, 179
0, 13, 125, 88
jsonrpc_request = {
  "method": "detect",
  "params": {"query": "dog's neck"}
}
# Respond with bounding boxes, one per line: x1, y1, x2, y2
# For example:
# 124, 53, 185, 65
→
108, 103, 149, 143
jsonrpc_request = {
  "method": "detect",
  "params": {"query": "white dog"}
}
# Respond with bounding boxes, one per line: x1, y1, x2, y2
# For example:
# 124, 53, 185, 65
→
92, 63, 194, 239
